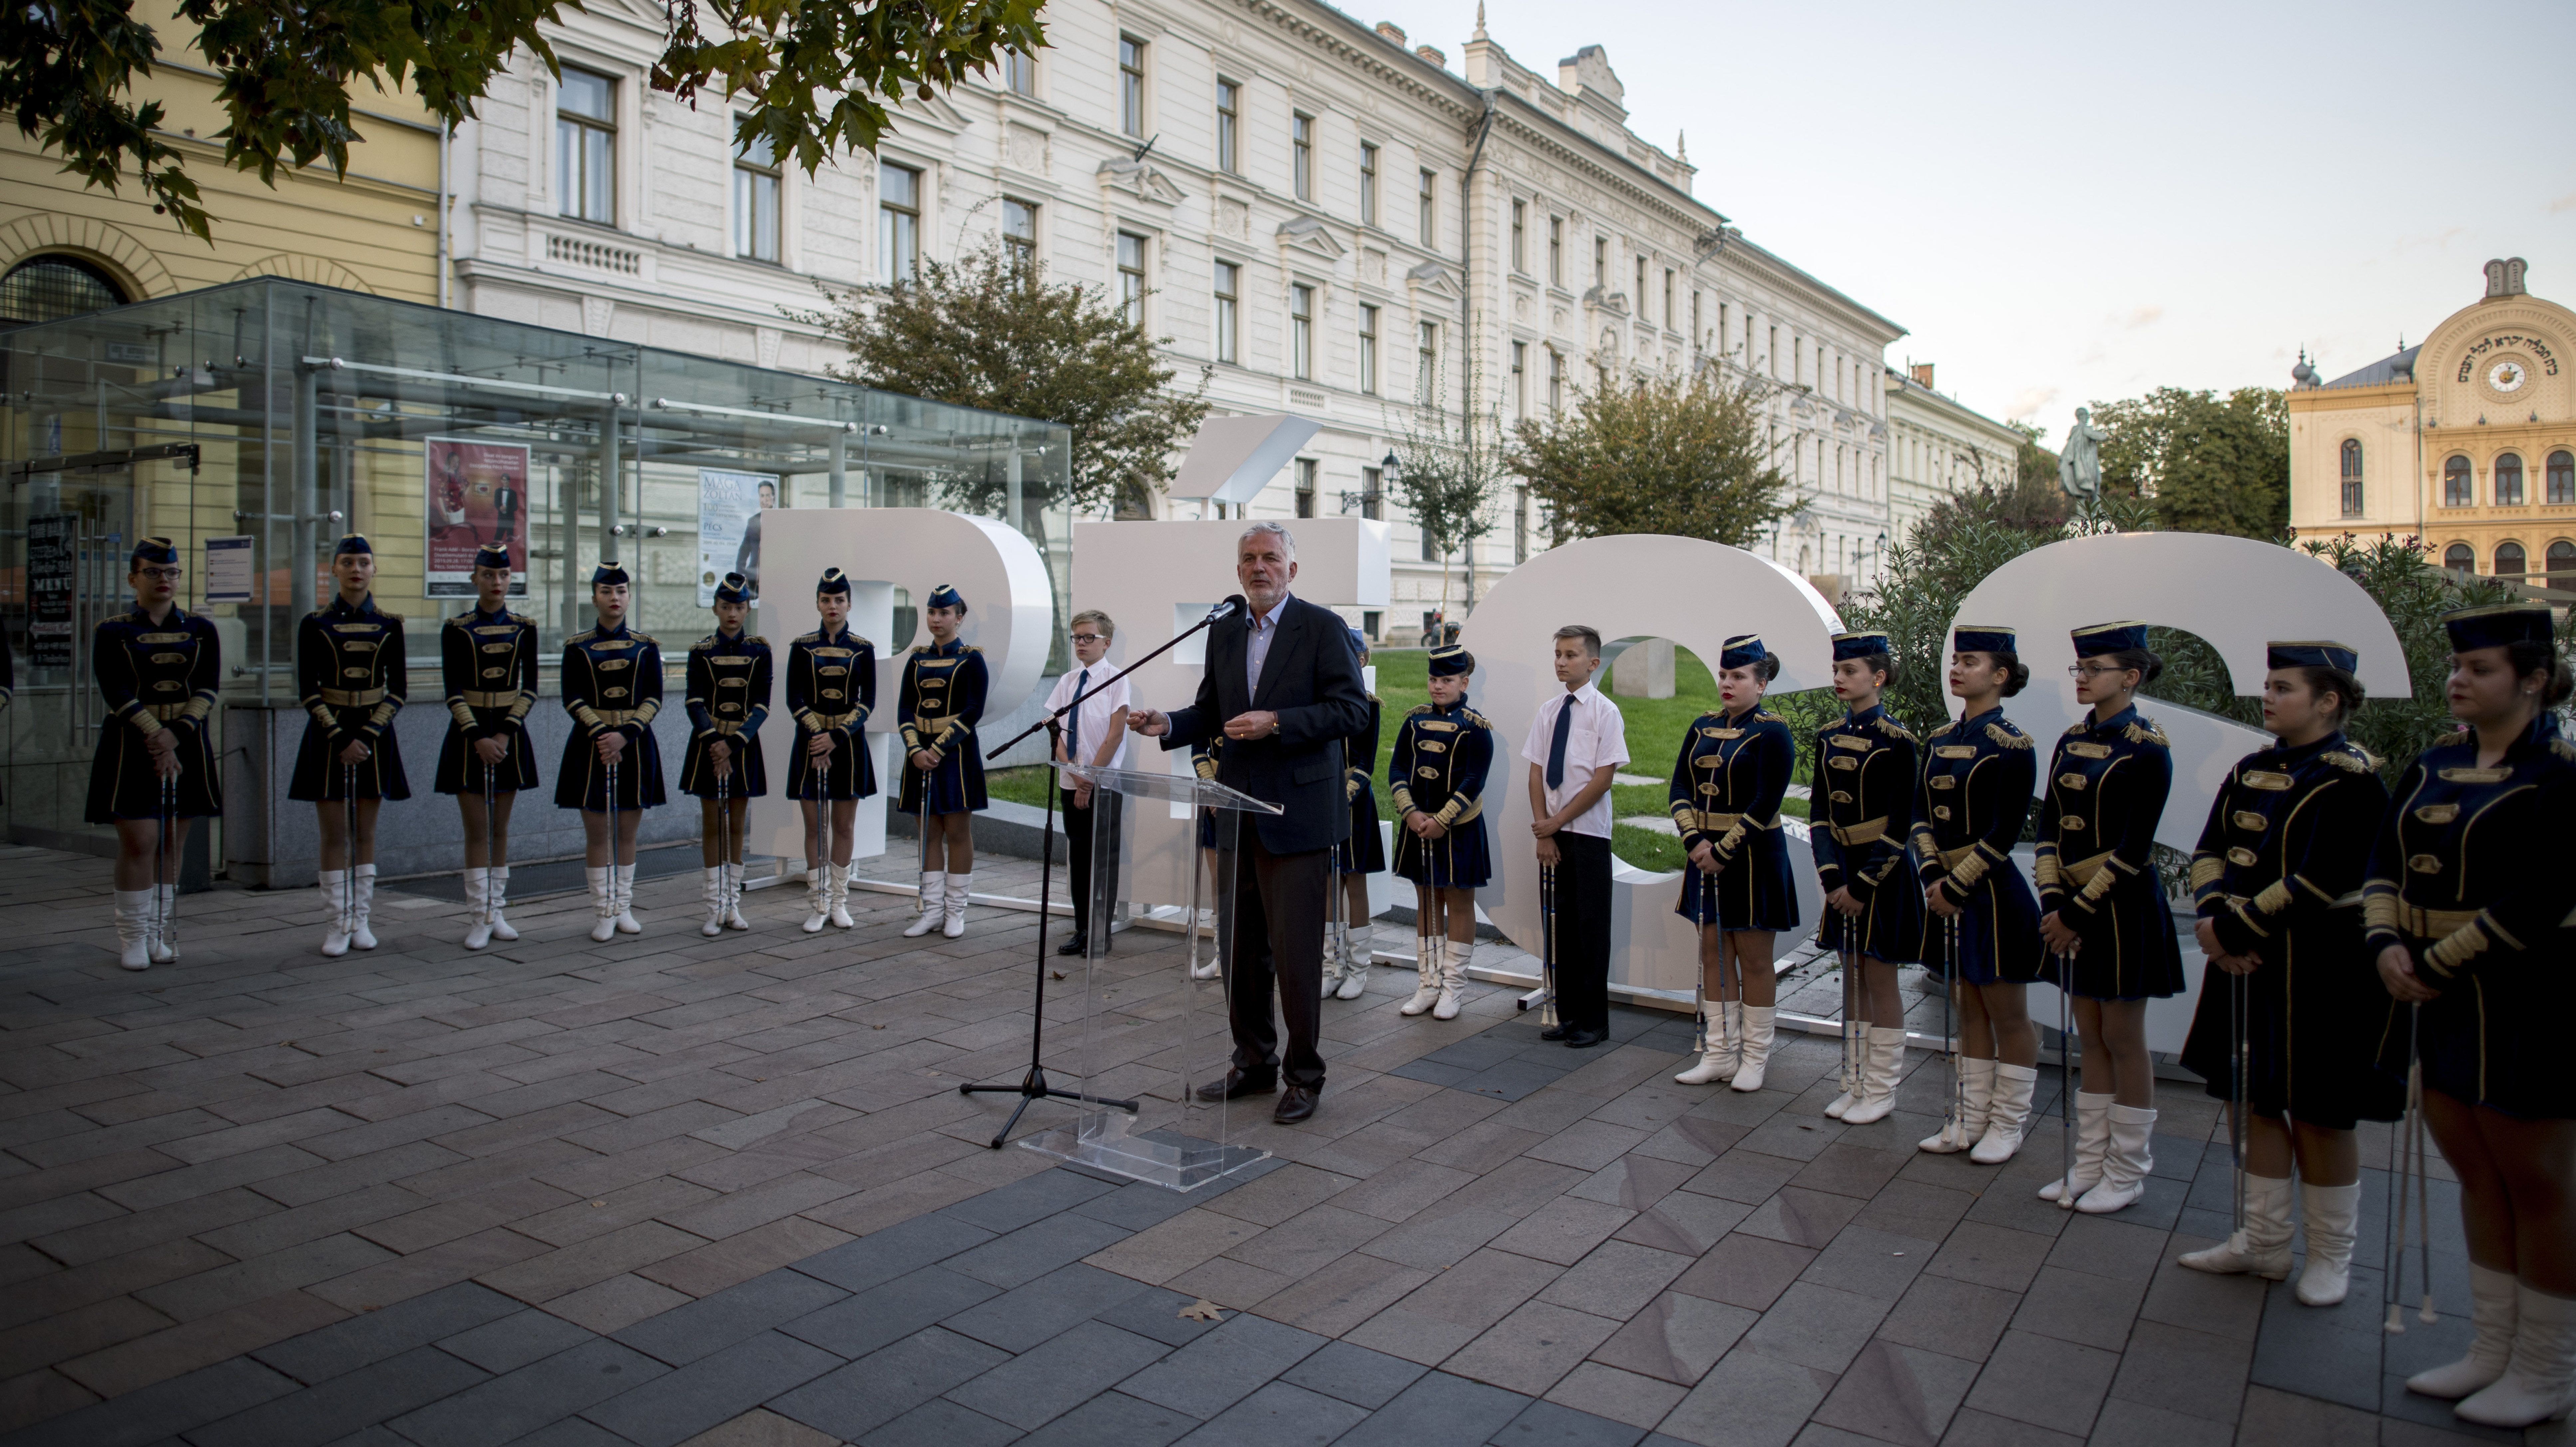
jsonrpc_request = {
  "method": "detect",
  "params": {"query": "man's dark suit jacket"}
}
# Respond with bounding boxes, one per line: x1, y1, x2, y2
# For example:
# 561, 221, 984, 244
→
1161, 594, 1371, 855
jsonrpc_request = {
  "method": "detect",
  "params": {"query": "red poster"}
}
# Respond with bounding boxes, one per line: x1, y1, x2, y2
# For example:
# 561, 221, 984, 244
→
424, 437, 533, 597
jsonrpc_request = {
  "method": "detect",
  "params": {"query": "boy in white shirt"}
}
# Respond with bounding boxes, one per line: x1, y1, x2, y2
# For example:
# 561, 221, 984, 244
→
1047, 611, 1130, 954
1524, 625, 1627, 1048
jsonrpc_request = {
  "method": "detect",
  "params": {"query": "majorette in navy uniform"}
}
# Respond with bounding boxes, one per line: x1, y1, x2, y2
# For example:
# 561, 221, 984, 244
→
898, 583, 988, 939
1807, 630, 1923, 1127
87, 536, 221, 970
680, 571, 769, 936
2365, 603, 2576, 1428
434, 542, 539, 950
1326, 627, 1385, 997
2036, 620, 2182, 1216
2175, 640, 2396, 1309
786, 567, 876, 933
290, 534, 409, 957
1668, 634, 1799, 1094
1909, 625, 2047, 1163
558, 561, 666, 940
1390, 645, 1491, 1021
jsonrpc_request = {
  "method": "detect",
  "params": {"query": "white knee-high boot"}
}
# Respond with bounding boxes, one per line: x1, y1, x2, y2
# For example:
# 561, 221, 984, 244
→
148, 883, 178, 963
350, 864, 380, 950
700, 866, 726, 937
488, 866, 519, 940
611, 863, 640, 933
1334, 925, 1370, 1000
114, 889, 154, 971
2456, 1285, 2576, 1427
1840, 1027, 1910, 1125
2039, 1092, 2116, 1201
2075, 1105, 2156, 1213
319, 869, 352, 956
2411, 1265, 2521, 1399
2178, 1174, 2294, 1280
1432, 939, 1468, 1021
802, 861, 830, 933
2294, 1181, 2360, 1306
904, 872, 944, 937
1678, 1001, 1741, 1085
828, 864, 855, 929
463, 867, 493, 950
1920, 1056, 1994, 1154
1970, 1063, 2038, 1164
942, 872, 971, 937
1731, 1006, 1776, 1092
722, 862, 750, 930
587, 866, 617, 942
1400, 935, 1442, 1016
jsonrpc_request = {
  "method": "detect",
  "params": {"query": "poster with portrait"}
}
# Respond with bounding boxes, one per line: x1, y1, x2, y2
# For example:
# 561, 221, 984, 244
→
698, 468, 778, 606
424, 438, 532, 597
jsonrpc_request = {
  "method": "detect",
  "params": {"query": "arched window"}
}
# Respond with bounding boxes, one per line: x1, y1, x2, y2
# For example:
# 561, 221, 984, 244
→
2338, 438, 2364, 516
2495, 541, 2527, 581
2444, 455, 2473, 507
2547, 540, 2576, 590
2444, 542, 2476, 573
2550, 451, 2574, 506
2495, 453, 2525, 507
0, 254, 127, 327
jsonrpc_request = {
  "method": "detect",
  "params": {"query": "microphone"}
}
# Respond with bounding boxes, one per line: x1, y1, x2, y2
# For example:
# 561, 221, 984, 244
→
1208, 595, 1248, 621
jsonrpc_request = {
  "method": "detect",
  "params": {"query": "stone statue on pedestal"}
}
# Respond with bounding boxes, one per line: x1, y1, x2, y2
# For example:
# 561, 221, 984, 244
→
2058, 407, 2105, 500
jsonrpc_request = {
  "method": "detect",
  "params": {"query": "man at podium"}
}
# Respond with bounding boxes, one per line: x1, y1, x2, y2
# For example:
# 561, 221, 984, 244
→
1131, 522, 1371, 1124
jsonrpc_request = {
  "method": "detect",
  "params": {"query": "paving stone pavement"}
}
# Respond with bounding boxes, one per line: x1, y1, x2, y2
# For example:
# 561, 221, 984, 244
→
0, 841, 2554, 1446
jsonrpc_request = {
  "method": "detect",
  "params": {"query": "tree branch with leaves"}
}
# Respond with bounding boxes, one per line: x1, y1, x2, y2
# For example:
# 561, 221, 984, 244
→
1389, 313, 1510, 614
1509, 366, 1796, 546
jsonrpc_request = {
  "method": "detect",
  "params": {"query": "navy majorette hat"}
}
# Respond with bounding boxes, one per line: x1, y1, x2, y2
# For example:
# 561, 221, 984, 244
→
334, 532, 374, 557
2071, 620, 2150, 656
2442, 602, 2553, 652
2267, 640, 2360, 673
1952, 623, 2016, 655
816, 567, 851, 597
1426, 644, 1474, 678
1831, 630, 1889, 662
925, 583, 965, 611
472, 542, 512, 571
1347, 626, 1369, 657
712, 571, 751, 605
591, 561, 630, 587
1719, 634, 1767, 670
129, 535, 178, 567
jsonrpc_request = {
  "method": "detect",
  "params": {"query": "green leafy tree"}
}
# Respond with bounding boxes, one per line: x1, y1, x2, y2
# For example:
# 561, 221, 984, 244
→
1509, 368, 1794, 546
2, 0, 1042, 240
1390, 314, 1511, 617
2090, 386, 2289, 538
797, 242, 1210, 518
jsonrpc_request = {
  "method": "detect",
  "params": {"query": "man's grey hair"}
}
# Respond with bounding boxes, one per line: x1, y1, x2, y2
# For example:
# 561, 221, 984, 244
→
1237, 520, 1297, 561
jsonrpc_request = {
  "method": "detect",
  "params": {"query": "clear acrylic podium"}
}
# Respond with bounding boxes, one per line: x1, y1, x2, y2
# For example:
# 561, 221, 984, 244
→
1016, 761, 1283, 1191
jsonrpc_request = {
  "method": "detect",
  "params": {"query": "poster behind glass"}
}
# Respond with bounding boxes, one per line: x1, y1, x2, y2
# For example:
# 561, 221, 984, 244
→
698, 469, 778, 606
424, 438, 533, 597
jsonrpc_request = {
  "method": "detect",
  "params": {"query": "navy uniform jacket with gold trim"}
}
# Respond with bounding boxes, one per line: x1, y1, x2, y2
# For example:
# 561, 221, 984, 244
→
1668, 708, 1795, 865
897, 638, 986, 760
787, 625, 874, 742
1388, 700, 1493, 830
441, 605, 538, 740
2362, 720, 2576, 983
2192, 732, 2385, 958
1908, 706, 2037, 905
86, 605, 223, 819
2034, 703, 2172, 919
686, 629, 773, 742
299, 595, 406, 748
1811, 704, 1919, 906
561, 620, 663, 742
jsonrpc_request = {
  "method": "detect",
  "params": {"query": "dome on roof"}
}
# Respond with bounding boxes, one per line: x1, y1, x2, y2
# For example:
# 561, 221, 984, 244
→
2291, 350, 2320, 388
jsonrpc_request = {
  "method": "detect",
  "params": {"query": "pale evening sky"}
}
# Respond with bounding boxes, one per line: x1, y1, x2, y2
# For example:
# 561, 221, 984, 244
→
1360, 0, 2576, 451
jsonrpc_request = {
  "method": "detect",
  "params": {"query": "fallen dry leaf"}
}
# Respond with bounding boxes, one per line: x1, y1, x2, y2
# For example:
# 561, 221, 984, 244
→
1178, 1298, 1225, 1322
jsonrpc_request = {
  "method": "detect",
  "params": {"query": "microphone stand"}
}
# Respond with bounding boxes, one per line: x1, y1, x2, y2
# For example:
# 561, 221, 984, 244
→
959, 599, 1243, 1147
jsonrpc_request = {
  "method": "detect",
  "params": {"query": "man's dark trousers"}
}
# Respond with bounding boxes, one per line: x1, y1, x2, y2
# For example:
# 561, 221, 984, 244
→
1061, 786, 1121, 940
1555, 832, 1613, 1034
1218, 833, 1330, 1089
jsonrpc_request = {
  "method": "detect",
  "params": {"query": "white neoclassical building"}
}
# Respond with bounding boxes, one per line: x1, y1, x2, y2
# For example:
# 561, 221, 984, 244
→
445, 1, 1905, 635
1884, 363, 2029, 547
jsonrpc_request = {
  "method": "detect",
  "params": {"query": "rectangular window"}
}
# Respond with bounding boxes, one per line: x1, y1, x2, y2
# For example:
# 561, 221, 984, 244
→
1510, 340, 1526, 414
1635, 257, 1647, 319
1548, 348, 1564, 411
879, 161, 921, 285
1215, 79, 1239, 174
1421, 521, 1440, 562
1291, 112, 1313, 200
1415, 320, 1438, 403
1359, 142, 1378, 226
1593, 235, 1606, 287
556, 67, 617, 224
1548, 215, 1563, 286
1357, 303, 1378, 394
1295, 458, 1318, 517
1794, 336, 1805, 387
1290, 283, 1314, 380
1514, 485, 1528, 563
1768, 325, 1778, 377
1119, 36, 1146, 138
1116, 232, 1146, 325
1664, 270, 1675, 329
1418, 168, 1437, 247
1510, 200, 1526, 273
1361, 466, 1384, 520
1212, 260, 1239, 364
1001, 197, 1037, 269
1004, 48, 1037, 97
733, 125, 780, 263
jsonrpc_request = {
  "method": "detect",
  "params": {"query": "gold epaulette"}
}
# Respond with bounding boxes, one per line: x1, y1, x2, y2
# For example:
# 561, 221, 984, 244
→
1986, 723, 2032, 750
695, 634, 721, 651
1926, 721, 1956, 743
567, 628, 599, 645
2552, 737, 2576, 765
795, 630, 822, 644
1872, 716, 1919, 744
2323, 747, 2375, 773
1460, 708, 1491, 729
1407, 703, 1434, 718
2124, 719, 2169, 747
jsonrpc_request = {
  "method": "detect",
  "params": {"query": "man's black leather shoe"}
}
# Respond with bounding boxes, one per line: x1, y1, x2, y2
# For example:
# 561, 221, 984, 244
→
1055, 934, 1089, 956
1193, 1069, 1277, 1103
1563, 1029, 1607, 1049
1273, 1086, 1319, 1124
1538, 1023, 1571, 1041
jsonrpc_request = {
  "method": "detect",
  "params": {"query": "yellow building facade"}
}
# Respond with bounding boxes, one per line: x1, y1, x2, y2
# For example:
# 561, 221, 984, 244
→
2289, 258, 2576, 590
0, 33, 443, 323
